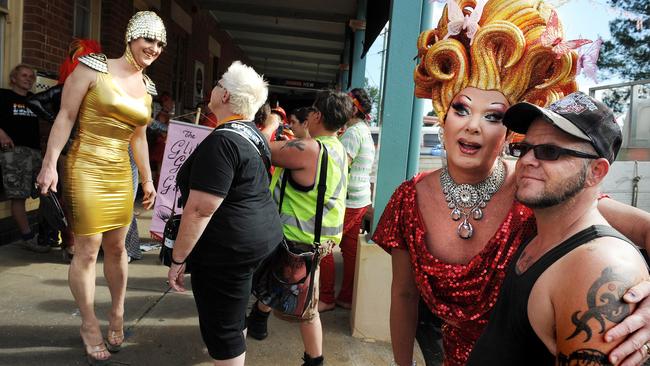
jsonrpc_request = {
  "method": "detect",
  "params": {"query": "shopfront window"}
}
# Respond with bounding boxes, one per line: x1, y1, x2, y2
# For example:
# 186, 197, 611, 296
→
74, 0, 91, 38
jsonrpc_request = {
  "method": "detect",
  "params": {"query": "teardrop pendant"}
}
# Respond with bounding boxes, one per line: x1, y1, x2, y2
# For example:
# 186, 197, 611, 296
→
451, 208, 462, 221
457, 220, 473, 239
472, 208, 483, 220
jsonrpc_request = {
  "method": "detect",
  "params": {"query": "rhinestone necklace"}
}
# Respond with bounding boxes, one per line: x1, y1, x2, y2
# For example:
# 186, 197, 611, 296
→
440, 159, 506, 239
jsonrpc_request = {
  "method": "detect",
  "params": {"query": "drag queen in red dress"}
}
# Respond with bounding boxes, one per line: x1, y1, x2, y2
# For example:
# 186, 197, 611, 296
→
373, 1, 650, 365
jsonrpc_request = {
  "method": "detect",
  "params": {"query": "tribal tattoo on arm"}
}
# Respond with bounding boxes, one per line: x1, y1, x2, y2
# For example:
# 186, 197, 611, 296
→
557, 349, 609, 365
281, 139, 306, 151
565, 267, 634, 343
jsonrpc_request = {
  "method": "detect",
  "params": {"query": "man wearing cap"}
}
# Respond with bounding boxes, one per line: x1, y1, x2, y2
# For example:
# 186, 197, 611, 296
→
467, 92, 650, 365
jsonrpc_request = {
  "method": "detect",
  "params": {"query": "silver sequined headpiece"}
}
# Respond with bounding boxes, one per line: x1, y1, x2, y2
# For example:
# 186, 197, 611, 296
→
125, 11, 167, 46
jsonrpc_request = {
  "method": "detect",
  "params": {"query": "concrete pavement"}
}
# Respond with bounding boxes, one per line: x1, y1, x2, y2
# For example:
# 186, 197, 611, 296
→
0, 209, 424, 366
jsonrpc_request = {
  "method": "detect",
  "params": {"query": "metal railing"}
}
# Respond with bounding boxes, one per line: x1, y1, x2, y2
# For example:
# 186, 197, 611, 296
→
590, 79, 650, 149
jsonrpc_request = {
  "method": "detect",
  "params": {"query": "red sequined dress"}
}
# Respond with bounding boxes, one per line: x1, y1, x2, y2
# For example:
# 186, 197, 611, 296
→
372, 173, 536, 366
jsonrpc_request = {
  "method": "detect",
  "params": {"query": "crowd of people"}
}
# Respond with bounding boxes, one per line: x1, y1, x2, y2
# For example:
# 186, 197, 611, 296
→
3, 2, 650, 366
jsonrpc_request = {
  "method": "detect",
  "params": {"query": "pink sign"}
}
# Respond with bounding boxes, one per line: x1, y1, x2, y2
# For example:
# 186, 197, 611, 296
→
150, 120, 213, 239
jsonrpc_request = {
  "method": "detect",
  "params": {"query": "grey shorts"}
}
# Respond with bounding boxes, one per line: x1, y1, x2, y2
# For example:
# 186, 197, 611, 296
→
0, 146, 42, 199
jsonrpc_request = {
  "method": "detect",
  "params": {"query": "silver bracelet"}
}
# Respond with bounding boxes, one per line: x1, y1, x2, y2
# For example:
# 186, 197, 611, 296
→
141, 179, 153, 185
390, 361, 416, 366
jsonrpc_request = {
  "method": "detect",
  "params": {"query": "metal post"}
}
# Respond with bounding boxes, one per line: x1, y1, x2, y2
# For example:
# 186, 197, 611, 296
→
340, 28, 352, 90
377, 28, 388, 126
350, 0, 368, 90
372, 0, 426, 230
406, 0, 435, 177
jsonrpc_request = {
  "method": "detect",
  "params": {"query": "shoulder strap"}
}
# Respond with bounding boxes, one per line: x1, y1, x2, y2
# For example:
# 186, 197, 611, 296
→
214, 121, 271, 176
142, 74, 158, 96
522, 225, 636, 280
278, 168, 289, 214
78, 53, 108, 73
313, 141, 329, 245
277, 141, 328, 245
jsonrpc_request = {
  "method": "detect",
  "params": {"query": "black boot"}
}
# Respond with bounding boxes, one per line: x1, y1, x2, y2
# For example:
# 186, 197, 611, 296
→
301, 352, 324, 366
247, 302, 270, 340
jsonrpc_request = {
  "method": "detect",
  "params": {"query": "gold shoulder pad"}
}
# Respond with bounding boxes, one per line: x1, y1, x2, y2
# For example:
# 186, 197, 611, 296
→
142, 74, 158, 96
77, 53, 108, 73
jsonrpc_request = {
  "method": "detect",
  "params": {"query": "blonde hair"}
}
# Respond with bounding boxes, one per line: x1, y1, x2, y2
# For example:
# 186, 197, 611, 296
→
9, 64, 35, 85
414, 0, 578, 125
221, 61, 268, 120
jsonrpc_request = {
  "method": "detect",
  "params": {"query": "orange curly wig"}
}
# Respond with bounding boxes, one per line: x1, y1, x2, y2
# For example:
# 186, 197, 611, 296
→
414, 0, 579, 125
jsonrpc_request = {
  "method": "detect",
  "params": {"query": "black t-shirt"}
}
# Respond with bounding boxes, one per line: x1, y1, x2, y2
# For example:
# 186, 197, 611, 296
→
176, 121, 283, 266
0, 89, 40, 150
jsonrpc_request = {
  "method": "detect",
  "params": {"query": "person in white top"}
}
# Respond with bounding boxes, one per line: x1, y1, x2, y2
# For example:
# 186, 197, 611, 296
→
319, 88, 376, 311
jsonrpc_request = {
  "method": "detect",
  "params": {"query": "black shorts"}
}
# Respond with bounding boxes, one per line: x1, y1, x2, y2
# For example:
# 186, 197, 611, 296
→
190, 253, 268, 360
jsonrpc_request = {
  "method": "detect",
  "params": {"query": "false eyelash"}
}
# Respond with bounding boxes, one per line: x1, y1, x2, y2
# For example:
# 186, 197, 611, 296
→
450, 102, 466, 111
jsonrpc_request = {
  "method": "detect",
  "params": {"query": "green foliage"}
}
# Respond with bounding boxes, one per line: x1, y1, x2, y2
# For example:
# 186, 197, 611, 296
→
364, 77, 381, 125
598, 0, 650, 81
601, 88, 630, 114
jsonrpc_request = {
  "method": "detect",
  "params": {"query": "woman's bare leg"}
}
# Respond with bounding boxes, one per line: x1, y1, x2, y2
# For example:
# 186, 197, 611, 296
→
101, 225, 130, 346
69, 232, 109, 360
213, 352, 246, 366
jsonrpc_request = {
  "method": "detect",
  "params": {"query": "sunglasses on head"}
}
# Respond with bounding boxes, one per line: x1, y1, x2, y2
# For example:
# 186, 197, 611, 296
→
508, 142, 600, 161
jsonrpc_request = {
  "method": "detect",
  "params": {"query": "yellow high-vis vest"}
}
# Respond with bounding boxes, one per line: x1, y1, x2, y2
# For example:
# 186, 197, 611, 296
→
270, 135, 348, 246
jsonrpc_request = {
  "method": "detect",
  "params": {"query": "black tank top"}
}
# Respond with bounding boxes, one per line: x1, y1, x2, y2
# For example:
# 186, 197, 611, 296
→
467, 225, 635, 365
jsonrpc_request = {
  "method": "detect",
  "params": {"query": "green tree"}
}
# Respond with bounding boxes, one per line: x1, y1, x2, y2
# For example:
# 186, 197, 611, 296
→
598, 0, 650, 81
364, 77, 381, 125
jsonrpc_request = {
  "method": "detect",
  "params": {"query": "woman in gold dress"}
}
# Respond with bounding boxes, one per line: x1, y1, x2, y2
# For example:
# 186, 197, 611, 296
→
37, 11, 164, 365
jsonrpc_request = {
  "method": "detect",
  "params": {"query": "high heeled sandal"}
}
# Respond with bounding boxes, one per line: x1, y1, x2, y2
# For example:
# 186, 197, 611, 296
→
84, 341, 111, 366
105, 328, 124, 353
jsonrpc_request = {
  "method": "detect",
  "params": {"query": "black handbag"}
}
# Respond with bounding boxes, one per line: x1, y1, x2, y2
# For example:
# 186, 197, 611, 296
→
26, 84, 62, 122
252, 142, 329, 317
26, 85, 76, 154
39, 189, 68, 231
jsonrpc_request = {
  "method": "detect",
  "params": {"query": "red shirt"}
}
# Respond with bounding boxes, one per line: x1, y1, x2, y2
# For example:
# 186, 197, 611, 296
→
372, 172, 536, 366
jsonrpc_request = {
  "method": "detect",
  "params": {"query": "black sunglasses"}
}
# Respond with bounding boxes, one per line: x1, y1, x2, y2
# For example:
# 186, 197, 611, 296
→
508, 142, 600, 161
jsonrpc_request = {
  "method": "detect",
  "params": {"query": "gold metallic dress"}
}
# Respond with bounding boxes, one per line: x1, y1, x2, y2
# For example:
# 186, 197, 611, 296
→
64, 72, 152, 235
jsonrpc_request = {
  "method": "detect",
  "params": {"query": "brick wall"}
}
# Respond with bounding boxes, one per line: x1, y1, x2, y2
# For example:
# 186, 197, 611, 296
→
22, 0, 134, 76
100, 0, 134, 58
20, 0, 249, 110
22, 0, 74, 75
144, 2, 251, 112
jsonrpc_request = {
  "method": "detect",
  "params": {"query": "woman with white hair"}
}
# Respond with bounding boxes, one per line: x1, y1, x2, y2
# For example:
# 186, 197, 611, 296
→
167, 61, 283, 366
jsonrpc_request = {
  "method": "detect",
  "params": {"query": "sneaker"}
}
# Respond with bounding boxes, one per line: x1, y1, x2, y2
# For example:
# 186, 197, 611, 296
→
302, 352, 324, 366
21, 236, 51, 253
246, 302, 270, 340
